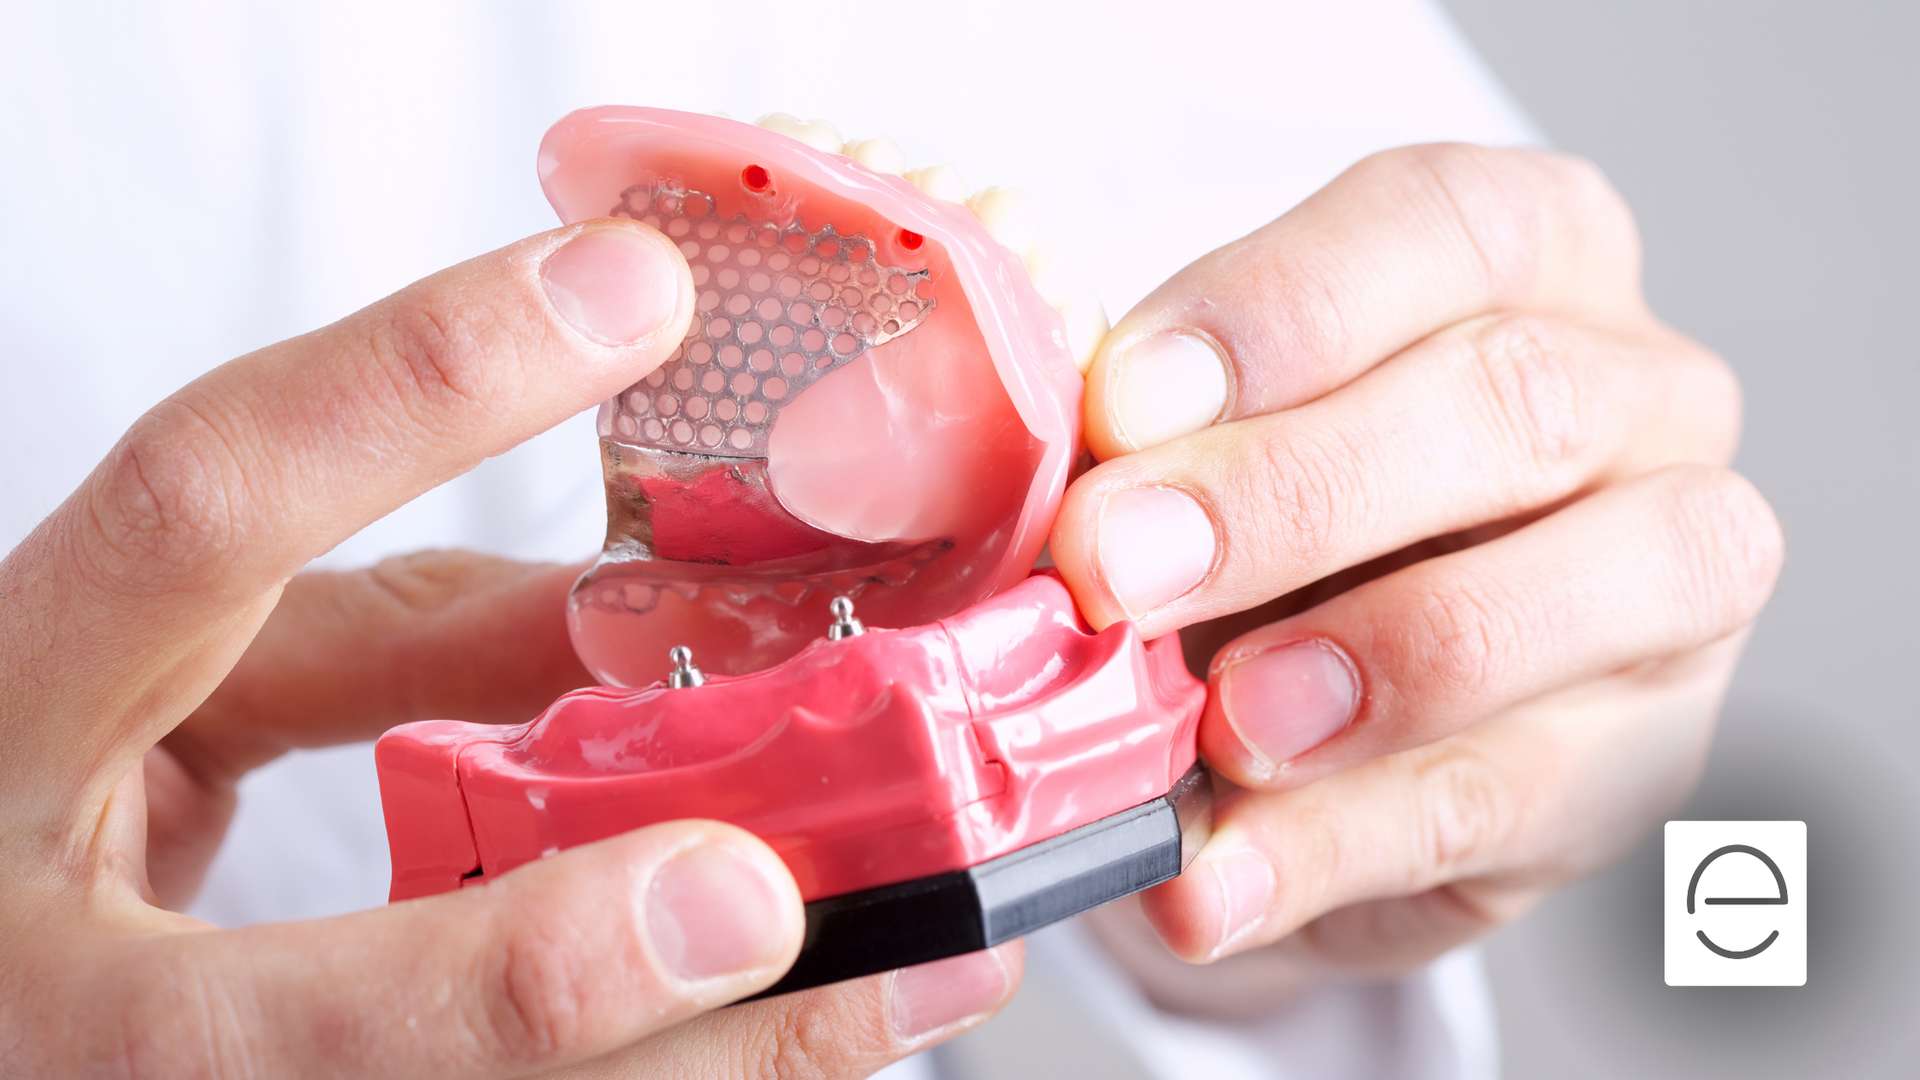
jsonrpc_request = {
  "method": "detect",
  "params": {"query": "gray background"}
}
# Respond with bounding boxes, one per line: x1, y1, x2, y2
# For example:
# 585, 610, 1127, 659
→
1447, 2, 1919, 1076
944, 2, 1920, 1076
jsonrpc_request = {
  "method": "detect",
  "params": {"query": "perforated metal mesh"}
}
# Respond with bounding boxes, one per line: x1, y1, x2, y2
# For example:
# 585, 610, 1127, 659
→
603, 182, 935, 458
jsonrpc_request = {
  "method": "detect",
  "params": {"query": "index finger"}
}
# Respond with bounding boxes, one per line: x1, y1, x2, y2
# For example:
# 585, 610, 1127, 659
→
1083, 144, 1645, 457
0, 220, 692, 803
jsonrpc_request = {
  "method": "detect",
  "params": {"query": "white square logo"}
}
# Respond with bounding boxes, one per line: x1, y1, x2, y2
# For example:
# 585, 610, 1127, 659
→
1664, 820, 1806, 986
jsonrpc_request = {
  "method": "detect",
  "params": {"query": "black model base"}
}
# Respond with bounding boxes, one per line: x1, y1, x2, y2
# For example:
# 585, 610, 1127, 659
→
745, 763, 1213, 1001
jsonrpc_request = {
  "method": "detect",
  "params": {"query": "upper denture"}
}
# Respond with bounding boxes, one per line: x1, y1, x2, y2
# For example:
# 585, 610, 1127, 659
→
545, 108, 1093, 686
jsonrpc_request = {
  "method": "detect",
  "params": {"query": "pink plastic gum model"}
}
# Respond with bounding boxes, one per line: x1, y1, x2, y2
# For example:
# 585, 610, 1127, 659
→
379, 573, 1203, 903
379, 111, 1206, 996
540, 108, 1084, 687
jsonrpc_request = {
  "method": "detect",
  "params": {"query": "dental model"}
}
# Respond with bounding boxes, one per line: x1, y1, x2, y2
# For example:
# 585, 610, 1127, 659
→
380, 577, 1208, 996
543, 108, 1106, 687
378, 109, 1208, 996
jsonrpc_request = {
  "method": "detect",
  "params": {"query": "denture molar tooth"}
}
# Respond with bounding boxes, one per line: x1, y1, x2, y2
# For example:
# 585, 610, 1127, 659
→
843, 136, 908, 176
904, 164, 969, 203
755, 113, 845, 154
965, 187, 1041, 257
1021, 236, 1085, 309
1058, 289, 1111, 375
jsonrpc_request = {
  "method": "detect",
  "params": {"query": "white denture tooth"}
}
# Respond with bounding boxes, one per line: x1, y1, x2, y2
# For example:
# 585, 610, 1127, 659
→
966, 187, 1041, 256
710, 110, 733, 120
755, 112, 803, 135
844, 136, 908, 176
1022, 236, 1085, 309
905, 164, 970, 203
755, 113, 845, 154
1059, 290, 1111, 375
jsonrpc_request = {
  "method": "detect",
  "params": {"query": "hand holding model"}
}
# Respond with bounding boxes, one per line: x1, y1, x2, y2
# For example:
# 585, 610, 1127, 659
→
1047, 145, 1784, 1015
0, 222, 1020, 1077
0, 137, 1781, 1075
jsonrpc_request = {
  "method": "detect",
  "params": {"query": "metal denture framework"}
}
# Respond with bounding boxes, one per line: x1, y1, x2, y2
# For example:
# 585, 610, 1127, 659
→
601, 180, 936, 458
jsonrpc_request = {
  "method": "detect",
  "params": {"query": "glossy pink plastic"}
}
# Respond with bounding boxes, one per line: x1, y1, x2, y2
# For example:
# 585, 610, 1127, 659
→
541, 108, 1084, 687
378, 574, 1204, 902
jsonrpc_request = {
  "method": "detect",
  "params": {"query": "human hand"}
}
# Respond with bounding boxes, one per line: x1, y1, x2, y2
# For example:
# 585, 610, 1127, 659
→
0, 220, 1017, 1076
1047, 145, 1783, 1016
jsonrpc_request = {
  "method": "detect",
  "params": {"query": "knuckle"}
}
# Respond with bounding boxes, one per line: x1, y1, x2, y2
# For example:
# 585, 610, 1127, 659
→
1247, 257, 1359, 380
1376, 143, 1543, 299
1539, 150, 1617, 205
737, 991, 882, 1080
364, 295, 519, 429
1655, 466, 1786, 635
364, 550, 495, 614
1407, 743, 1515, 881
1365, 145, 1643, 307
73, 946, 258, 1080
474, 922, 601, 1065
1669, 340, 1746, 463
1262, 805, 1345, 931
1540, 150, 1644, 264
1439, 879, 1550, 930
1421, 882, 1513, 937
1406, 573, 1522, 706
1240, 420, 1369, 576
1465, 313, 1602, 480
82, 400, 247, 592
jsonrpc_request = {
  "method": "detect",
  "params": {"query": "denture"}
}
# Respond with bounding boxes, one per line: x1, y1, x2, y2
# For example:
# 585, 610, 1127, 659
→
541, 108, 1102, 687
378, 109, 1207, 996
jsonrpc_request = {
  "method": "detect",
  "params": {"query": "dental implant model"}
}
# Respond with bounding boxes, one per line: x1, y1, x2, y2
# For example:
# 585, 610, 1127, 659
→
377, 108, 1208, 997
381, 577, 1208, 996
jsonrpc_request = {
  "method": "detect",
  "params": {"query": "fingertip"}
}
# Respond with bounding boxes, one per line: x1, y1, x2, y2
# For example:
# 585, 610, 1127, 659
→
1080, 331, 1133, 461
478, 817, 805, 1016
1141, 840, 1277, 963
539, 219, 697, 356
887, 942, 1023, 1045
996, 937, 1028, 984
1138, 870, 1221, 962
633, 820, 806, 992
1197, 688, 1283, 789
1084, 329, 1232, 460
1198, 635, 1363, 792
1046, 483, 1128, 633
1048, 468, 1220, 636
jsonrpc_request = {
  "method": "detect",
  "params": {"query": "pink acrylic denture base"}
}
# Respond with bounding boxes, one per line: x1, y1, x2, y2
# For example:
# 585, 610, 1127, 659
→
378, 574, 1205, 903
540, 107, 1081, 612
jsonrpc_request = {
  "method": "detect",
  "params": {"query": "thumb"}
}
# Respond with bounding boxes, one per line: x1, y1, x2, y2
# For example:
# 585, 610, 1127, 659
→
55, 821, 803, 1080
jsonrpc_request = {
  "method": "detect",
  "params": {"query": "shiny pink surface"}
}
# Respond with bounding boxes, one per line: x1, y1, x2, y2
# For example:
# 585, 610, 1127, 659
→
541, 107, 1084, 686
378, 574, 1204, 902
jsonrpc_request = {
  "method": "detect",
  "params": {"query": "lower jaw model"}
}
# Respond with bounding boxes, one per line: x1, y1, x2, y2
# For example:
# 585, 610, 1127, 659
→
376, 108, 1210, 996
380, 575, 1210, 996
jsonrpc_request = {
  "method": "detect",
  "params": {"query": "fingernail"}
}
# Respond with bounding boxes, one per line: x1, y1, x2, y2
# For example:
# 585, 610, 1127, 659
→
1097, 486, 1216, 618
1208, 847, 1277, 958
1108, 332, 1230, 451
647, 844, 787, 981
542, 227, 683, 345
1219, 640, 1361, 769
890, 950, 1009, 1041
